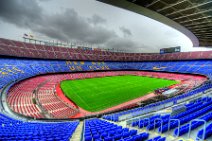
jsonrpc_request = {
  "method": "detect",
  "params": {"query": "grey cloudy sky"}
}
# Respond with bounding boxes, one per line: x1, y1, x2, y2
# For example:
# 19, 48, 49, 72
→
0, 0, 211, 53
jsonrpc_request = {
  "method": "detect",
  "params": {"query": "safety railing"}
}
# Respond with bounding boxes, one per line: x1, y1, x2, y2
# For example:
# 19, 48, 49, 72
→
188, 119, 206, 141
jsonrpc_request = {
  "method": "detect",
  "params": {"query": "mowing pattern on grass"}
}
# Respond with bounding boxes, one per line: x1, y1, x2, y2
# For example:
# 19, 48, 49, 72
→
60, 75, 177, 112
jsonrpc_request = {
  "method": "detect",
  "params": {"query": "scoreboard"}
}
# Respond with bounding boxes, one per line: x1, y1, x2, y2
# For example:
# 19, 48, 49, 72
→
160, 46, 181, 54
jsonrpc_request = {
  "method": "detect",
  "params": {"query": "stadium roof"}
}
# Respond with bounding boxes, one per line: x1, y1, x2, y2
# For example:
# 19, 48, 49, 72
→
98, 0, 212, 47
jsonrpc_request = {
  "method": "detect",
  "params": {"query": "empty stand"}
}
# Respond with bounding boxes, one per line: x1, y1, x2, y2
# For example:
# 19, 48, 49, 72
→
0, 113, 79, 141
7, 77, 47, 118
0, 48, 211, 140
127, 97, 212, 140
6, 71, 205, 119
1, 38, 212, 61
1, 58, 212, 90
84, 118, 150, 141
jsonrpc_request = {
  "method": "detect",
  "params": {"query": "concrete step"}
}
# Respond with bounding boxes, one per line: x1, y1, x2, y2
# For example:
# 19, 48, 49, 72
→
177, 138, 195, 141
70, 121, 84, 141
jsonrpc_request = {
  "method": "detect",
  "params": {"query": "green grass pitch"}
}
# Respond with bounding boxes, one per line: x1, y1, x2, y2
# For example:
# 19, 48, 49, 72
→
60, 75, 177, 112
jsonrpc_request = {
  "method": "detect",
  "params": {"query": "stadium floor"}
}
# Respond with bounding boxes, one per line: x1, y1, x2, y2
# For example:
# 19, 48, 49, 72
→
60, 75, 177, 112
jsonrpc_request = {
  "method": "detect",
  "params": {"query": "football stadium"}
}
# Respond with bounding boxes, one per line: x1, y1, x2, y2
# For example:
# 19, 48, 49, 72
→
0, 0, 212, 141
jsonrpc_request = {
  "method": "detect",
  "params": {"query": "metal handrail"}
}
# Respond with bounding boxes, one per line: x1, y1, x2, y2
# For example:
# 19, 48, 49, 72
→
137, 117, 150, 130
144, 118, 151, 127
141, 118, 150, 130
168, 119, 181, 136
188, 119, 206, 140
138, 117, 143, 129
153, 118, 163, 134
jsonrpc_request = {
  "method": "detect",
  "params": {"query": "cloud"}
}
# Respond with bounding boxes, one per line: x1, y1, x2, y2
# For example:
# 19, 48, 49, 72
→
41, 9, 117, 44
87, 14, 107, 25
119, 26, 132, 37
0, 0, 43, 28
0, 0, 142, 52
38, 0, 52, 2
0, 0, 117, 44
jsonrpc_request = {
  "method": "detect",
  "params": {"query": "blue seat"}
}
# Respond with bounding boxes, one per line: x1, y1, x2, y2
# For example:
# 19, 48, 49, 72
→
132, 134, 141, 141
130, 130, 137, 136
139, 132, 149, 140
124, 137, 133, 141
123, 132, 130, 138
93, 134, 100, 140
153, 136, 161, 141
158, 137, 166, 141
101, 132, 108, 138
104, 136, 113, 141
0, 114, 79, 141
108, 131, 115, 136
114, 134, 122, 140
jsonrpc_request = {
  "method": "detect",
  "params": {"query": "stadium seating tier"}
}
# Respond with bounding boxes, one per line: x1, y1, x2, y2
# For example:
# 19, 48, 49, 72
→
1, 38, 212, 61
0, 38, 212, 140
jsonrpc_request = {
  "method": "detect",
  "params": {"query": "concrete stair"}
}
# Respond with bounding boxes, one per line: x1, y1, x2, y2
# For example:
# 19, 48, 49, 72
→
70, 121, 84, 141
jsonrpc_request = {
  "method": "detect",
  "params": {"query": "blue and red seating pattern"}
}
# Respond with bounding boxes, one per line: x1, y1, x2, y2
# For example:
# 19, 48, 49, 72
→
1, 58, 212, 89
0, 38, 212, 61
0, 55, 212, 140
